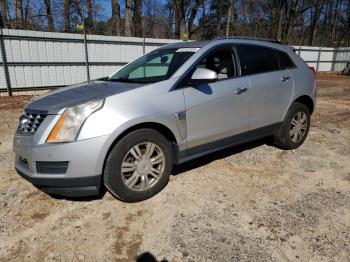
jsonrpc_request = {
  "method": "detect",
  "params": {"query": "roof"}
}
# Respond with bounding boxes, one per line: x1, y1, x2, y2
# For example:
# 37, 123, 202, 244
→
214, 36, 282, 44
159, 40, 210, 49
160, 36, 283, 50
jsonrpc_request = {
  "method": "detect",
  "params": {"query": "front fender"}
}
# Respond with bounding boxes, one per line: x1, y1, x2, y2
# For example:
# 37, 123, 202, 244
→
90, 116, 183, 176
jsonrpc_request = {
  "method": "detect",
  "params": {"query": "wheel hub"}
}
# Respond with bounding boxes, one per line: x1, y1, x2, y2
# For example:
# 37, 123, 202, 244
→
136, 158, 152, 175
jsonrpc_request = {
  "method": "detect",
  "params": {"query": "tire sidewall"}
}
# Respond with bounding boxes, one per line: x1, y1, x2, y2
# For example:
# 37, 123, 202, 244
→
280, 102, 311, 149
104, 129, 173, 202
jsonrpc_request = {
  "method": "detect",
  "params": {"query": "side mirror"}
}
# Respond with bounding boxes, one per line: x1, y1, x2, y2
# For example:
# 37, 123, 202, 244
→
189, 68, 217, 84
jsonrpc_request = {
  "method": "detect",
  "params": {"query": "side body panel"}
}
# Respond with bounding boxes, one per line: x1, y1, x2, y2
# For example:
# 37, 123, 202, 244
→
248, 69, 294, 130
184, 76, 251, 151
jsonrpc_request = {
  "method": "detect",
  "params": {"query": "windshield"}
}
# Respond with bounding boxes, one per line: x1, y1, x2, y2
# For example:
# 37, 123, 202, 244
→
108, 48, 196, 84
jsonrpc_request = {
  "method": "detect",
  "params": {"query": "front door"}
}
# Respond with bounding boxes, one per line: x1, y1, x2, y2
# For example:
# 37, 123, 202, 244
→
183, 47, 251, 154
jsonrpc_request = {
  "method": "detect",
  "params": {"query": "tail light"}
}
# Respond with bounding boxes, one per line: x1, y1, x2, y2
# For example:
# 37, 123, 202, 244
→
308, 66, 316, 74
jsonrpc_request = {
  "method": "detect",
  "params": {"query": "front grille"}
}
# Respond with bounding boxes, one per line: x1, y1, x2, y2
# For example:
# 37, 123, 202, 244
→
16, 111, 47, 136
36, 161, 69, 174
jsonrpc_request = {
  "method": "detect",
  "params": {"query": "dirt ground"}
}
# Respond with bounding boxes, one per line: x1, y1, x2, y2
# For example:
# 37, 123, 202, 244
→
0, 73, 349, 261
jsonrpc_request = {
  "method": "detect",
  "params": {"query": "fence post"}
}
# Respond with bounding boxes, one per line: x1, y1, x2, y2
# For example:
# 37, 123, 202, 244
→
331, 47, 337, 72
316, 47, 322, 72
142, 37, 145, 55
83, 29, 90, 82
0, 28, 12, 96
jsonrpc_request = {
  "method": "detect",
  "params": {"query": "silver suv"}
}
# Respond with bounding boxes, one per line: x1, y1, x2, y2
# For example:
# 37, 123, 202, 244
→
13, 37, 316, 202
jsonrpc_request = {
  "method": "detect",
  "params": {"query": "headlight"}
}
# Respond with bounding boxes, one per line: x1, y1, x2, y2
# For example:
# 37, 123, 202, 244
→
46, 99, 104, 143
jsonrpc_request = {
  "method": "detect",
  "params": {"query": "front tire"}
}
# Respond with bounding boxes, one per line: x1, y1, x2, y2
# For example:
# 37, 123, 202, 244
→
274, 102, 311, 150
104, 129, 173, 202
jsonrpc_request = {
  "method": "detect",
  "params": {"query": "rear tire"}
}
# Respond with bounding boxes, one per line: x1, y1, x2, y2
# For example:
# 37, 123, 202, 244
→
104, 129, 173, 202
274, 102, 311, 150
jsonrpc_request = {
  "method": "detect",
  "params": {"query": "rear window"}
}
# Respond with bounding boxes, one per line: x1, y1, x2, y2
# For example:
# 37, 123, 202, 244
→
276, 50, 296, 69
237, 44, 280, 76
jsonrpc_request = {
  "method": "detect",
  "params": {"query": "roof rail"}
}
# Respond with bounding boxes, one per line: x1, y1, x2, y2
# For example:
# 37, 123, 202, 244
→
214, 36, 282, 45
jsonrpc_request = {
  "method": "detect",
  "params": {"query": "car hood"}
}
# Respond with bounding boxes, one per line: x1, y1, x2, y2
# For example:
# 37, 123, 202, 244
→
25, 80, 143, 114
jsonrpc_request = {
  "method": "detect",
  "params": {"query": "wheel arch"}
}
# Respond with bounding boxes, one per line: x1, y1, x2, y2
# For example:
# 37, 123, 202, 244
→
293, 95, 314, 114
100, 121, 179, 178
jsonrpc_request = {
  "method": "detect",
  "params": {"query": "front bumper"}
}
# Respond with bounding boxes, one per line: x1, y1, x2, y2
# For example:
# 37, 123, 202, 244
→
13, 134, 110, 197
15, 168, 101, 197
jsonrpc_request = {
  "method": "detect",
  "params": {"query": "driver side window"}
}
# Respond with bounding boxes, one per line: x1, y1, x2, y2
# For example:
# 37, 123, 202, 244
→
195, 48, 236, 79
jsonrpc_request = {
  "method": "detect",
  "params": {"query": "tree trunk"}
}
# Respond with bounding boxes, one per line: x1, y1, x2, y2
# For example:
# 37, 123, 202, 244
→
347, 0, 350, 46
125, 0, 132, 37
330, 0, 342, 45
15, 0, 23, 28
165, 1, 175, 38
175, 0, 186, 39
216, 1, 224, 36
318, 0, 330, 46
225, 0, 235, 36
111, 0, 120, 35
275, 1, 284, 41
187, 0, 201, 39
133, 0, 142, 37
284, 0, 299, 43
64, 0, 71, 32
23, 0, 30, 27
44, 0, 54, 31
0, 0, 8, 27
87, 0, 94, 33
308, 0, 325, 46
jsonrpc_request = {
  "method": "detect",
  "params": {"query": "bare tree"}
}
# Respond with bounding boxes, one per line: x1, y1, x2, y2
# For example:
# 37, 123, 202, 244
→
125, 0, 132, 36
188, 0, 201, 38
44, 0, 54, 31
15, 0, 23, 28
87, 0, 94, 33
330, 0, 342, 44
111, 0, 121, 35
164, 0, 175, 38
64, 0, 71, 32
175, 0, 187, 38
0, 0, 8, 27
309, 0, 326, 45
225, 0, 234, 36
133, 0, 142, 37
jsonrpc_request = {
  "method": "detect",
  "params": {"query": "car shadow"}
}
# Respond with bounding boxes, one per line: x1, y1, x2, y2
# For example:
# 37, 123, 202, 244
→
172, 137, 270, 176
45, 186, 107, 201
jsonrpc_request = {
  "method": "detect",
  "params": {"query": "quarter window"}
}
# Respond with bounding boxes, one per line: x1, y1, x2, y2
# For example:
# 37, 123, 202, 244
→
276, 50, 296, 69
237, 45, 280, 76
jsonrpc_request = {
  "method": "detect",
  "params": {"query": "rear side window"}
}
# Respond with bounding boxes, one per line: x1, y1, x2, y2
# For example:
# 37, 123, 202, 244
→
236, 45, 280, 76
276, 50, 296, 69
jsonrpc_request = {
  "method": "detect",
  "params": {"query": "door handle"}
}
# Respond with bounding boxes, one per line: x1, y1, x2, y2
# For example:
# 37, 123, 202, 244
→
234, 87, 248, 95
281, 75, 291, 81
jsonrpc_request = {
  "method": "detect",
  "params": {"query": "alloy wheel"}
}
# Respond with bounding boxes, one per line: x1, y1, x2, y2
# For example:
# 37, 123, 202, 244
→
121, 142, 165, 191
289, 111, 308, 143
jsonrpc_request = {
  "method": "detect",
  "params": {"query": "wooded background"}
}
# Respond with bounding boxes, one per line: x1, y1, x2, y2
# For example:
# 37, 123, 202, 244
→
0, 0, 349, 47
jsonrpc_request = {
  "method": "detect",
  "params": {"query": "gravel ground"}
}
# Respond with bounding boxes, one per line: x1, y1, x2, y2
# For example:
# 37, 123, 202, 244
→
0, 73, 349, 261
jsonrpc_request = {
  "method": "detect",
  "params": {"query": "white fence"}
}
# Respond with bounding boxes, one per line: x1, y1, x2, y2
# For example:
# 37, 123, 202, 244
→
294, 46, 350, 71
0, 29, 349, 94
0, 29, 181, 94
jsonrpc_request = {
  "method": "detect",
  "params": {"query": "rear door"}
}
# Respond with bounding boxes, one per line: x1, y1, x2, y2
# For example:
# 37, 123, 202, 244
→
236, 44, 294, 130
183, 46, 251, 153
